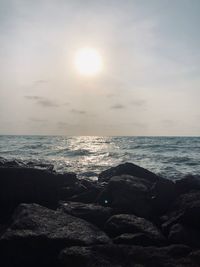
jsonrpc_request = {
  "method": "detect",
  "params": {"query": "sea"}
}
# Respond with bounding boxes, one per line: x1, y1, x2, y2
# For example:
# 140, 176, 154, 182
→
0, 135, 199, 180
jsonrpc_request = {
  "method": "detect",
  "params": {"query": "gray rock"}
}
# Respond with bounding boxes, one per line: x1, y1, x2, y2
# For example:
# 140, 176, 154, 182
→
0, 203, 110, 266
98, 162, 159, 183
169, 223, 200, 247
105, 214, 165, 245
59, 201, 112, 228
59, 244, 193, 267
97, 175, 153, 218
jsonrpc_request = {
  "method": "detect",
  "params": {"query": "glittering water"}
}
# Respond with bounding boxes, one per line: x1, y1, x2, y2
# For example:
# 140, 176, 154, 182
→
0, 135, 199, 180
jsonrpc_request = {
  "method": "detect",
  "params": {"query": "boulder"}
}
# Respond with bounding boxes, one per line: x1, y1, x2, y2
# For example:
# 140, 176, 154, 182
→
59, 244, 193, 267
168, 223, 200, 248
97, 175, 153, 218
150, 178, 177, 215
0, 203, 110, 266
59, 201, 113, 228
105, 214, 165, 245
0, 167, 77, 221
113, 233, 163, 246
162, 191, 200, 233
175, 175, 200, 195
98, 162, 159, 183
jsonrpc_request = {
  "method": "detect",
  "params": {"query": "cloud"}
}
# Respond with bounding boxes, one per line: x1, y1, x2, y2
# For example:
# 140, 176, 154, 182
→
64, 102, 70, 106
71, 109, 86, 114
25, 96, 43, 100
25, 95, 59, 107
110, 104, 125, 109
130, 99, 146, 106
29, 117, 47, 122
34, 80, 48, 85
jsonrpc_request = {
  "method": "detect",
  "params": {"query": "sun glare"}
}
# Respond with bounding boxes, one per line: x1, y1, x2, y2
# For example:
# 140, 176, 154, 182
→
74, 48, 102, 76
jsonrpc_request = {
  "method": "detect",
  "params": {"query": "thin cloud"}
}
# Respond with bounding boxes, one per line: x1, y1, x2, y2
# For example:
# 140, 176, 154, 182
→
25, 96, 43, 100
71, 109, 86, 114
130, 99, 146, 106
25, 95, 59, 107
111, 104, 125, 109
34, 80, 48, 85
29, 118, 47, 122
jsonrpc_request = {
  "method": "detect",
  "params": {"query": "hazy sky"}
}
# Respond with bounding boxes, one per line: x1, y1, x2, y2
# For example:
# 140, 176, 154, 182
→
0, 0, 200, 136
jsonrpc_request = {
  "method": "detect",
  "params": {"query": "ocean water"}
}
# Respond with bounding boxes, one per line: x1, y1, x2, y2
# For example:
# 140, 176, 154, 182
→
0, 135, 199, 180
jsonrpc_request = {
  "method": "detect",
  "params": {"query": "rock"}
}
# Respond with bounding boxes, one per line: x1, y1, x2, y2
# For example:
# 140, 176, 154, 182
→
98, 162, 159, 183
189, 250, 200, 265
69, 186, 102, 203
97, 175, 153, 218
105, 214, 165, 245
113, 233, 162, 246
59, 244, 193, 267
151, 178, 177, 215
0, 203, 110, 266
59, 201, 113, 228
169, 223, 200, 247
162, 191, 200, 233
0, 167, 77, 222
175, 175, 200, 195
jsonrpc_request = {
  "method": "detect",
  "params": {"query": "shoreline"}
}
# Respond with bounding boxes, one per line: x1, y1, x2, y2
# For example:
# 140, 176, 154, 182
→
0, 160, 200, 266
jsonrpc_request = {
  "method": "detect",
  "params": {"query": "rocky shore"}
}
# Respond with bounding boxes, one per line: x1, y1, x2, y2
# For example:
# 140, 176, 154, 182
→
0, 159, 200, 266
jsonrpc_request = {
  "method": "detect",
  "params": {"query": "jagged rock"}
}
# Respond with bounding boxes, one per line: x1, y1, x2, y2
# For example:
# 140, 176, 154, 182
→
59, 244, 193, 267
0, 167, 77, 222
59, 201, 113, 228
0, 203, 110, 266
105, 214, 165, 245
97, 175, 153, 218
168, 223, 200, 247
98, 162, 159, 183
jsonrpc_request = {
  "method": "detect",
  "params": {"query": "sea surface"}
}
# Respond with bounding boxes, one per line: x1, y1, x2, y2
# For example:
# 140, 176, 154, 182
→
0, 136, 199, 180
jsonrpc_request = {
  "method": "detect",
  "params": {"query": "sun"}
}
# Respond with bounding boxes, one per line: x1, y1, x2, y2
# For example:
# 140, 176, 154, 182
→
74, 48, 103, 76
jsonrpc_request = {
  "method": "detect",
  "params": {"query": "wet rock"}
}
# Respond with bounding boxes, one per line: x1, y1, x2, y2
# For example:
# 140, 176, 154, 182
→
59, 244, 193, 267
0, 203, 110, 266
97, 175, 153, 218
105, 214, 165, 245
59, 201, 112, 228
98, 162, 159, 183
169, 223, 200, 247
0, 167, 77, 221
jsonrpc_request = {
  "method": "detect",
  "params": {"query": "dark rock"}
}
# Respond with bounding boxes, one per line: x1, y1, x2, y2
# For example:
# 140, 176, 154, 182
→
69, 186, 102, 203
189, 250, 200, 265
105, 214, 165, 245
97, 175, 153, 218
0, 167, 77, 222
151, 178, 177, 215
113, 233, 163, 246
169, 223, 200, 247
98, 162, 159, 183
162, 191, 200, 233
0, 203, 110, 266
175, 175, 200, 195
59, 201, 113, 228
59, 244, 193, 267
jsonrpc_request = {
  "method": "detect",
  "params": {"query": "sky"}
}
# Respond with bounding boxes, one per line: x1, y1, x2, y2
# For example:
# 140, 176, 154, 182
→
0, 0, 200, 136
